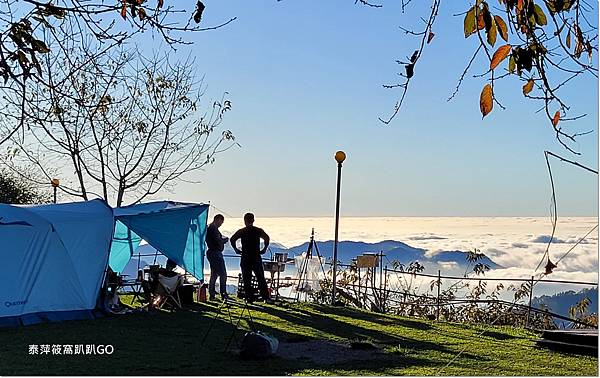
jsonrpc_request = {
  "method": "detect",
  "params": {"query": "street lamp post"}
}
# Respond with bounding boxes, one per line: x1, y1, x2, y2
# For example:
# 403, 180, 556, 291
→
332, 150, 346, 305
51, 178, 60, 204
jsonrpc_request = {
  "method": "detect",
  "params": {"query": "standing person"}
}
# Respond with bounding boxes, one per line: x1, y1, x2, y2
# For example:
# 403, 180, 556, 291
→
230, 213, 270, 303
206, 214, 229, 301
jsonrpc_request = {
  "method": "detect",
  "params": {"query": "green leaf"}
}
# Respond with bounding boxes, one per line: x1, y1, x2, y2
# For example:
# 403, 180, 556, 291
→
564, 0, 574, 11
487, 17, 497, 46
17, 51, 28, 66
32, 39, 50, 54
44, 4, 66, 19
552, 0, 574, 12
464, 6, 477, 37
533, 4, 547, 26
508, 55, 516, 73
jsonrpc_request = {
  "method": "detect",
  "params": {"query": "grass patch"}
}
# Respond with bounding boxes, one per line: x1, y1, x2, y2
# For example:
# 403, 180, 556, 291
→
0, 298, 596, 376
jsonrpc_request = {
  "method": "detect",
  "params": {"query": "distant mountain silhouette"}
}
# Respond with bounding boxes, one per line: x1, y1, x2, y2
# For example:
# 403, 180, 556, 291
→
270, 240, 501, 273
427, 250, 501, 269
272, 240, 408, 261
119, 239, 501, 277
532, 287, 598, 317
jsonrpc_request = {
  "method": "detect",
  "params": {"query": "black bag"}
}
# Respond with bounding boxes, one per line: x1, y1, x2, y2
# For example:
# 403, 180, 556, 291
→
239, 331, 279, 358
177, 284, 195, 305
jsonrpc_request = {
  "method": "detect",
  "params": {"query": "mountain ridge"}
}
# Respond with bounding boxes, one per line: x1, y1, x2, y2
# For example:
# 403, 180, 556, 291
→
120, 239, 501, 278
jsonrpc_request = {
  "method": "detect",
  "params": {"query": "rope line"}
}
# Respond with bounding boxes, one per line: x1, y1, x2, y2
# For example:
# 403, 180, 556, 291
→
435, 302, 516, 374
554, 224, 598, 266
536, 150, 599, 271
535, 151, 558, 272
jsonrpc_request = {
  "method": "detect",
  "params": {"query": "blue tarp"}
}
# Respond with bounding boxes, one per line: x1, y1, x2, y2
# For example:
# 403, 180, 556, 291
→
109, 220, 142, 274
109, 201, 208, 281
0, 199, 114, 326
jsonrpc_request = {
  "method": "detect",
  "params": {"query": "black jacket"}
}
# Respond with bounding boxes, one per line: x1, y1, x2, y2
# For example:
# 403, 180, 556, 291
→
206, 223, 226, 252
230, 225, 270, 260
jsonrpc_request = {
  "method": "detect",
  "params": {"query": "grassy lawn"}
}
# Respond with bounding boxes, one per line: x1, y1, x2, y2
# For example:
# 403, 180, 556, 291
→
0, 298, 596, 376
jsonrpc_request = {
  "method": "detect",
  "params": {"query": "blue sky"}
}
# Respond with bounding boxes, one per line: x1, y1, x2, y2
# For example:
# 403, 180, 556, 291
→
148, 0, 598, 217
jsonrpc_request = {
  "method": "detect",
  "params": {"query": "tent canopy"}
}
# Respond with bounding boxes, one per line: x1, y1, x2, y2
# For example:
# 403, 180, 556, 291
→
0, 199, 208, 327
0, 199, 114, 326
109, 201, 209, 281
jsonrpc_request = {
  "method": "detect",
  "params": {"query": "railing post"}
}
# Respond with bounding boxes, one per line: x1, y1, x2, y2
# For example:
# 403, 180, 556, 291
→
379, 251, 383, 308
526, 275, 534, 328
383, 265, 388, 313
436, 270, 441, 321
357, 267, 362, 309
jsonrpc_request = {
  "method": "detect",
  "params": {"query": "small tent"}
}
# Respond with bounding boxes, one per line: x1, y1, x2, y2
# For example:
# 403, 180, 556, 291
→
0, 199, 114, 326
109, 201, 209, 281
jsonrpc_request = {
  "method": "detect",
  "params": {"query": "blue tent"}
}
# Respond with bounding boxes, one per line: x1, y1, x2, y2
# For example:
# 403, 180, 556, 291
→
0, 199, 114, 326
109, 201, 209, 281
0, 199, 209, 327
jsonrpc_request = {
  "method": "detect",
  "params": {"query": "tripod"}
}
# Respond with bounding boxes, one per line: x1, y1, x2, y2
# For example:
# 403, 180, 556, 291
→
200, 298, 256, 353
294, 229, 328, 302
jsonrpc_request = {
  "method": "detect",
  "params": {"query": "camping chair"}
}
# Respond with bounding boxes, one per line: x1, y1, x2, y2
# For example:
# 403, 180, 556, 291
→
119, 270, 145, 306
155, 273, 183, 310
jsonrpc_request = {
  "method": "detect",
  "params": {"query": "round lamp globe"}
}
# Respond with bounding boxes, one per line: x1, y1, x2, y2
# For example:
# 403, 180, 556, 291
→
334, 151, 346, 164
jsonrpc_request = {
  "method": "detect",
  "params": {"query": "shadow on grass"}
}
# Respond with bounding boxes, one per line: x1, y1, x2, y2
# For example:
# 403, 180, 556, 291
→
308, 303, 433, 329
243, 301, 486, 365
482, 330, 520, 341
2, 300, 591, 376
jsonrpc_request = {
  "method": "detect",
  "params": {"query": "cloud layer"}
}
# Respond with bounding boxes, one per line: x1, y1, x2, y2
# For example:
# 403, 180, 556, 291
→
217, 216, 597, 295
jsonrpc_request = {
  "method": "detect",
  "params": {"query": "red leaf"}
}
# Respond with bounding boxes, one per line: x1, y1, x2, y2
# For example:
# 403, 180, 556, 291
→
490, 44, 512, 70
522, 80, 534, 95
477, 12, 485, 30
427, 32, 435, 44
494, 16, 508, 42
480, 84, 493, 118
120, 1, 127, 19
552, 111, 560, 127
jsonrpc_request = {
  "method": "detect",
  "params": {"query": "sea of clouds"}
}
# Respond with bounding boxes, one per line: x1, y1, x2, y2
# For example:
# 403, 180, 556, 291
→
215, 216, 598, 296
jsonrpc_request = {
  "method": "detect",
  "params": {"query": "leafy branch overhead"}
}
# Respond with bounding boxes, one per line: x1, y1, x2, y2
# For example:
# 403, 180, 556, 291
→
380, 0, 597, 155
119, 0, 205, 24
0, 0, 235, 147
0, 37, 237, 206
2, 0, 231, 82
